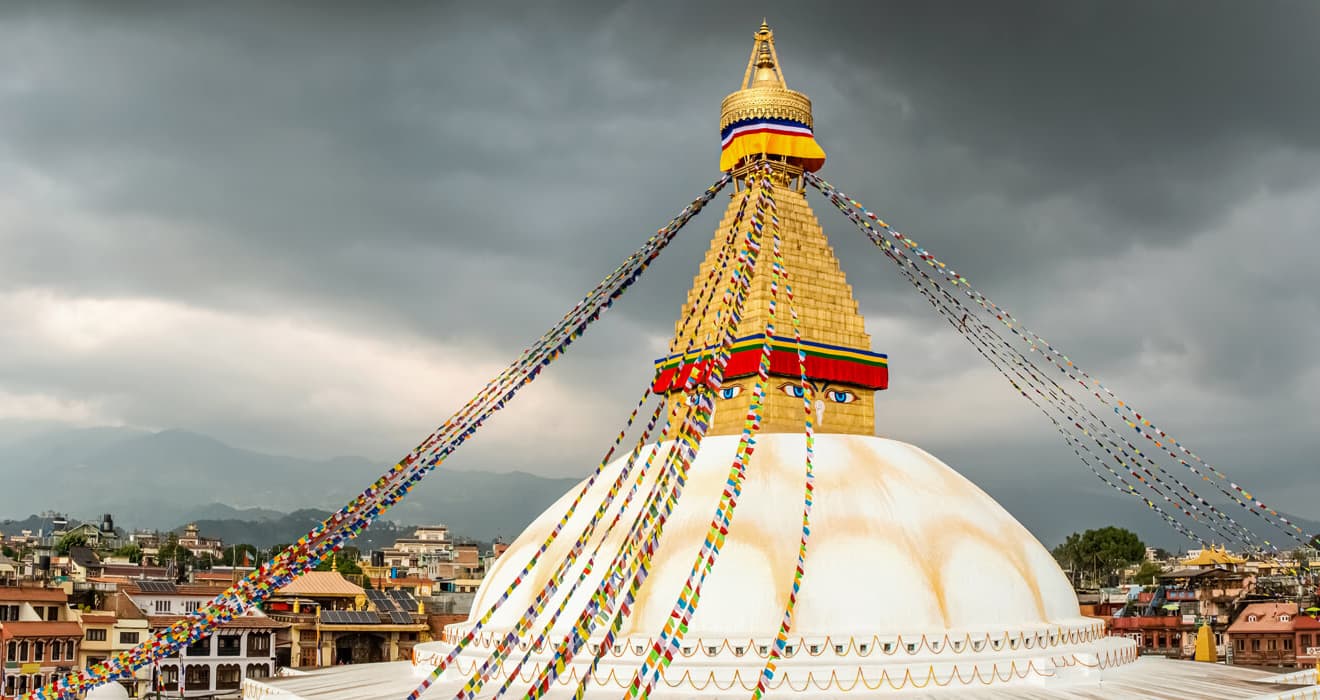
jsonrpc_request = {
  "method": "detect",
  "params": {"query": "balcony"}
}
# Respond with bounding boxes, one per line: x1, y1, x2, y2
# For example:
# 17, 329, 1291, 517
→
1111, 616, 1189, 631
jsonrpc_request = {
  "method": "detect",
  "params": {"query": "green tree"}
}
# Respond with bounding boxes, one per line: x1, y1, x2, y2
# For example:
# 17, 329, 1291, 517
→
1131, 561, 1163, 585
112, 544, 143, 563
1, 544, 17, 559
220, 544, 259, 567
1052, 526, 1146, 587
157, 534, 195, 568
314, 549, 362, 575
54, 532, 89, 556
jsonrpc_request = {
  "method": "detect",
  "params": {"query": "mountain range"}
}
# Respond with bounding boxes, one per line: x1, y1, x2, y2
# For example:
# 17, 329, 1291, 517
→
1, 425, 1316, 552
0, 426, 579, 541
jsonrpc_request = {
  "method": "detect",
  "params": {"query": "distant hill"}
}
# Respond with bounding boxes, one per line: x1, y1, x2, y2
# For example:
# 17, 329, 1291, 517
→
0, 426, 580, 541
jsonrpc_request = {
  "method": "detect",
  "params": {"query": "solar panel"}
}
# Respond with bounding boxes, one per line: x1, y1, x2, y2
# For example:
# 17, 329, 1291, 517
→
348, 611, 379, 624
388, 611, 413, 625
320, 610, 341, 624
366, 591, 398, 612
137, 581, 177, 594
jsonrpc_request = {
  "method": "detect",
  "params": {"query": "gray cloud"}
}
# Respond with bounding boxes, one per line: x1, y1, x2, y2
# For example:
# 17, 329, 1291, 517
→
1, 1, 1317, 546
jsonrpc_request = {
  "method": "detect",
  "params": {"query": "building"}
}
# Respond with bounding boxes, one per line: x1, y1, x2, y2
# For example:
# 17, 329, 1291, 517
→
262, 571, 428, 669
176, 524, 225, 561
66, 547, 104, 583
118, 581, 286, 697
375, 526, 454, 580
1227, 601, 1301, 667
77, 600, 152, 698
0, 587, 81, 699
1295, 612, 1320, 669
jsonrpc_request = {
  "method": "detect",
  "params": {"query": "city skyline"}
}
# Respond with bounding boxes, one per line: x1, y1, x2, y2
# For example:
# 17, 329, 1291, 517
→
1, 3, 1316, 541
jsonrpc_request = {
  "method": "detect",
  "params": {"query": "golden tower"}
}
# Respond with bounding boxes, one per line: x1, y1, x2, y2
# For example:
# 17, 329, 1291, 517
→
653, 21, 887, 436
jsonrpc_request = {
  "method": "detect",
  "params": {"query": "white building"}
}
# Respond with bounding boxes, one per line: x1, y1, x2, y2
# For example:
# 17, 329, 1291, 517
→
121, 581, 287, 697
379, 526, 454, 579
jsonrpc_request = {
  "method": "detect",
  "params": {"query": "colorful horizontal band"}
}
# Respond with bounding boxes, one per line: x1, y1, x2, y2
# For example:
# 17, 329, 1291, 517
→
652, 335, 887, 392
719, 118, 825, 173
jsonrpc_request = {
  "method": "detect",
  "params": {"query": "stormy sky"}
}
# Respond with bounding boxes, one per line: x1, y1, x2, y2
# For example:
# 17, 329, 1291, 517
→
1, 2, 1317, 545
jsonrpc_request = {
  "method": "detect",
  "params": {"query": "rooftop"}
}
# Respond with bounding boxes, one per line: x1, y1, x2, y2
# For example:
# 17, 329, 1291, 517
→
274, 571, 365, 598
0, 621, 84, 639
0, 586, 69, 603
147, 614, 289, 630
1227, 601, 1299, 634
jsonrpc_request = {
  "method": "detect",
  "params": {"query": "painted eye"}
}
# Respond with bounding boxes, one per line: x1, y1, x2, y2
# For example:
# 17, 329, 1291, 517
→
717, 385, 743, 400
828, 390, 858, 404
778, 383, 806, 399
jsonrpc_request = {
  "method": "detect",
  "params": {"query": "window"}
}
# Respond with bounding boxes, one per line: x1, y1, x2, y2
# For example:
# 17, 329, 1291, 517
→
1252, 639, 1261, 651
1267, 638, 1277, 651
1283, 638, 1293, 651
6, 640, 16, 662
1236, 638, 1245, 651
1303, 634, 1313, 647
46, 606, 60, 620
34, 640, 44, 661
158, 665, 179, 691
154, 600, 171, 613
4, 675, 13, 696
184, 600, 200, 613
186, 638, 210, 656
245, 663, 270, 679
119, 632, 140, 645
217, 636, 241, 657
1, 604, 18, 621
66, 640, 76, 658
1248, 615, 1259, 622
18, 641, 28, 662
216, 664, 242, 690
247, 633, 271, 656
87, 628, 107, 642
184, 664, 209, 689
1281, 615, 1292, 622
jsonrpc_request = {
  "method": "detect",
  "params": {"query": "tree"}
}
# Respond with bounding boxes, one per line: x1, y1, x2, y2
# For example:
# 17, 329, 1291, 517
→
220, 544, 259, 567
314, 550, 362, 575
1131, 561, 1163, 585
157, 534, 195, 568
54, 532, 89, 556
1052, 526, 1146, 588
1, 544, 17, 559
113, 544, 143, 564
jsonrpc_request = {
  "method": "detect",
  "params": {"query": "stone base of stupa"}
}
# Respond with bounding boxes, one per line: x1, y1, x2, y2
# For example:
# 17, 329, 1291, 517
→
405, 631, 1137, 695
238, 657, 1320, 699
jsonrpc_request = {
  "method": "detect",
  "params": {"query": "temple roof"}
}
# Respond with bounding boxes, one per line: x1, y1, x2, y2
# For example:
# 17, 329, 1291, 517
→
273, 570, 365, 598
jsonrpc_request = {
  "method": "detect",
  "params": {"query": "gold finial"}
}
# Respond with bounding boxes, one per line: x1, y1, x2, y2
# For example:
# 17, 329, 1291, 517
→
722, 20, 813, 131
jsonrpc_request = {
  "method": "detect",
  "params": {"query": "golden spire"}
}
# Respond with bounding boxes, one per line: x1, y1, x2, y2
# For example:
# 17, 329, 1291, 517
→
722, 20, 812, 131
719, 21, 825, 173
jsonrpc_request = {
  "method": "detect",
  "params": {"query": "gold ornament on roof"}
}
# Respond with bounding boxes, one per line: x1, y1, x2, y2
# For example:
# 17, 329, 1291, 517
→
719, 21, 814, 131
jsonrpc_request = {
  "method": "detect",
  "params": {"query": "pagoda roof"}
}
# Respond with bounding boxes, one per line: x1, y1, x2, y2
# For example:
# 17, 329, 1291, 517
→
274, 571, 364, 598
1182, 548, 1245, 567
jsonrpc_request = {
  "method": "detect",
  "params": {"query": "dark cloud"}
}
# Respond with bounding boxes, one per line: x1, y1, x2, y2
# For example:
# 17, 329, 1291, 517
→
1, 1, 1316, 545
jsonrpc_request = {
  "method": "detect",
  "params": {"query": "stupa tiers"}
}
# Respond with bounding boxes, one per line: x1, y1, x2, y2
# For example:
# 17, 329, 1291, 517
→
401, 22, 1136, 695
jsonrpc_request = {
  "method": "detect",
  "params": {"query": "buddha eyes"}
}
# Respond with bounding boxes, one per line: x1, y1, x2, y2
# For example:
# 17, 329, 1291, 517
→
778, 383, 806, 399
718, 385, 744, 400
827, 390, 858, 404
778, 382, 857, 403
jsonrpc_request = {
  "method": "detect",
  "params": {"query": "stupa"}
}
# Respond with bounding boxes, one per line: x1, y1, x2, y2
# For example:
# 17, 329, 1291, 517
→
236, 21, 1320, 700
406, 21, 1135, 695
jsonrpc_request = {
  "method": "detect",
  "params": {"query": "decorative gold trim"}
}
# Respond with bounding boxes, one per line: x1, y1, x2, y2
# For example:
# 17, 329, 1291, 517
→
720, 21, 814, 131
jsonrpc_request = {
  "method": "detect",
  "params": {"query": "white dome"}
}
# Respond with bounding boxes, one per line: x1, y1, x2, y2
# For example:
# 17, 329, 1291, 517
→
414, 434, 1135, 695
84, 682, 130, 700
